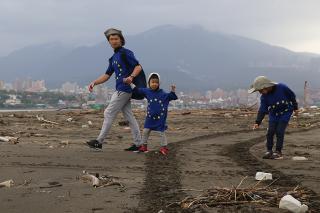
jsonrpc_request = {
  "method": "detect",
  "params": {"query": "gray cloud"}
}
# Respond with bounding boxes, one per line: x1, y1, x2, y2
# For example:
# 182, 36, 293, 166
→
1, 0, 320, 56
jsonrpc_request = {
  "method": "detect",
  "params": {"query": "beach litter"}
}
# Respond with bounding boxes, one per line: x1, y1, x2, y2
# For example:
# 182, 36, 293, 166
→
292, 156, 308, 161
66, 117, 73, 122
255, 172, 273, 181
181, 111, 191, 115
167, 177, 312, 210
80, 171, 124, 189
0, 180, 14, 188
36, 115, 59, 125
0, 136, 19, 144
279, 195, 308, 213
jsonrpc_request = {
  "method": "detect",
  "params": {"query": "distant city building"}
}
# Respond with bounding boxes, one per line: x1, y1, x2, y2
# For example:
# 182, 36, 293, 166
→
12, 78, 46, 92
61, 82, 80, 94
13, 79, 24, 91
0, 80, 4, 90
5, 95, 22, 106
26, 80, 47, 92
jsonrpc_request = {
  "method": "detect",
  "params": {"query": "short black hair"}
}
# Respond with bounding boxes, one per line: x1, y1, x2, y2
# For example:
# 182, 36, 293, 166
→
106, 34, 125, 46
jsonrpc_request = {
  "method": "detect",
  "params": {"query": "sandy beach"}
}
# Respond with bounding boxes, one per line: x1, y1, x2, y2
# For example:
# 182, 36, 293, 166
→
0, 109, 320, 212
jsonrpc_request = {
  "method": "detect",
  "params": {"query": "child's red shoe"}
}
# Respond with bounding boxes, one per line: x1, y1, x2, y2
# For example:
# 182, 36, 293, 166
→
137, 144, 148, 153
159, 146, 169, 155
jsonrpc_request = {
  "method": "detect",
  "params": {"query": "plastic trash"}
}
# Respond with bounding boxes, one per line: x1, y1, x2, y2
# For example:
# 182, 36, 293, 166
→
0, 180, 14, 188
0, 136, 19, 144
279, 195, 308, 213
88, 121, 93, 126
81, 171, 100, 187
292, 156, 308, 161
255, 172, 272, 180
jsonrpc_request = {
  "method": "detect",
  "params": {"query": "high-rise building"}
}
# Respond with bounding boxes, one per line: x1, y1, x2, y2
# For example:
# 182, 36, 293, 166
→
0, 80, 4, 90
61, 82, 79, 94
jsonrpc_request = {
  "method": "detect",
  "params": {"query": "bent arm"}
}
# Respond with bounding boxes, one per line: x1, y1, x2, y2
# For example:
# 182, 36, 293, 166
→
92, 74, 111, 86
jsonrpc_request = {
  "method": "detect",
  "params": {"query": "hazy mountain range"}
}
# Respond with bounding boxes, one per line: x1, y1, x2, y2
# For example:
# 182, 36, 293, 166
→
1, 25, 320, 93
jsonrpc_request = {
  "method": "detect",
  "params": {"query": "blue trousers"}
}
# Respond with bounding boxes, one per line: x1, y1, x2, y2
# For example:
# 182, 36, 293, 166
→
266, 121, 288, 152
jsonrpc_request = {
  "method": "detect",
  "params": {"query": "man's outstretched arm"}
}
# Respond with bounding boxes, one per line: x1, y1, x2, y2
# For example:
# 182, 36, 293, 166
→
88, 74, 111, 92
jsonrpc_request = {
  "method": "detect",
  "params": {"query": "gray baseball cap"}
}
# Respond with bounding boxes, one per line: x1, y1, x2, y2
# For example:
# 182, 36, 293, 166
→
248, 76, 277, 93
104, 28, 123, 38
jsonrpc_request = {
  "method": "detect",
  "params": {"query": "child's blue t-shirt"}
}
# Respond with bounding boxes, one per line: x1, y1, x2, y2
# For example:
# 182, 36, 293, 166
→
135, 88, 178, 131
258, 83, 298, 123
105, 47, 139, 93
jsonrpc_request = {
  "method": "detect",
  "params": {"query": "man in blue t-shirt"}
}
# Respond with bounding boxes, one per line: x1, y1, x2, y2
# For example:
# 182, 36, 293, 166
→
86, 28, 142, 151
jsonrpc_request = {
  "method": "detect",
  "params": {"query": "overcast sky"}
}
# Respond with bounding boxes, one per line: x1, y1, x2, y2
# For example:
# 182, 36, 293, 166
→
1, 0, 320, 56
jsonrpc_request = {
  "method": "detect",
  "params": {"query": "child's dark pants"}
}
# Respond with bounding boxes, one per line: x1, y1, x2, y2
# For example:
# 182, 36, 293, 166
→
266, 121, 288, 152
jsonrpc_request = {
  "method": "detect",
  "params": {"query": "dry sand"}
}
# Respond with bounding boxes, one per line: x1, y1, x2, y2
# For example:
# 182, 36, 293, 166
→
0, 109, 319, 212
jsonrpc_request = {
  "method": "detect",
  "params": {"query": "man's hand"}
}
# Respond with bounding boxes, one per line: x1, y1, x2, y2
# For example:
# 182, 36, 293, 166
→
88, 82, 95, 93
171, 84, 176, 92
294, 110, 299, 116
123, 76, 134, 85
252, 124, 259, 130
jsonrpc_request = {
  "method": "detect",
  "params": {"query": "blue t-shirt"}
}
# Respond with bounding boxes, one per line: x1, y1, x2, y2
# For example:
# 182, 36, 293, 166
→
135, 88, 178, 131
105, 47, 140, 93
258, 83, 297, 123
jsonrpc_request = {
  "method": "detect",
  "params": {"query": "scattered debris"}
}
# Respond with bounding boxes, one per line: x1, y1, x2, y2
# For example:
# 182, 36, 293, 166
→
81, 172, 100, 188
0, 180, 14, 188
279, 195, 308, 213
39, 181, 63, 189
88, 121, 93, 126
255, 172, 273, 181
36, 115, 59, 125
168, 178, 311, 210
0, 136, 19, 144
301, 113, 314, 118
36, 190, 52, 193
224, 113, 233, 118
66, 117, 73, 122
123, 127, 131, 130
292, 156, 308, 161
80, 171, 124, 189
118, 120, 129, 126
181, 112, 191, 115
60, 140, 69, 146
82, 124, 89, 128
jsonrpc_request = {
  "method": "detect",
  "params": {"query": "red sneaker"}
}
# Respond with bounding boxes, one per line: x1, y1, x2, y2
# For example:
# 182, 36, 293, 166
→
137, 144, 148, 153
159, 146, 169, 155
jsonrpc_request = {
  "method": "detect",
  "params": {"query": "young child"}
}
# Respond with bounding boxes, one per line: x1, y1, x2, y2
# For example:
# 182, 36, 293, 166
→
248, 76, 298, 159
131, 72, 178, 155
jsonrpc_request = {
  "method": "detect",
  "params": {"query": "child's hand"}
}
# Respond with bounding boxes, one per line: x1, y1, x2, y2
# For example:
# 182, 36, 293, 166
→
88, 82, 95, 93
252, 124, 259, 130
171, 84, 176, 92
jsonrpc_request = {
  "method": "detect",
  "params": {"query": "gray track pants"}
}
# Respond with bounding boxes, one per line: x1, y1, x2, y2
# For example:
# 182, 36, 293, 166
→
97, 91, 141, 145
142, 128, 168, 147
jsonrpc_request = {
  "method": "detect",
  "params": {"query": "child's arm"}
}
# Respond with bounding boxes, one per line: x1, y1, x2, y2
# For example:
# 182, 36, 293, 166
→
253, 96, 268, 129
130, 83, 146, 97
167, 84, 178, 101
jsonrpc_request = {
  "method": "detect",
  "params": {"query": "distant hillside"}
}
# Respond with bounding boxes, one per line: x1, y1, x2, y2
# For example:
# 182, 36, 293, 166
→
1, 25, 320, 93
